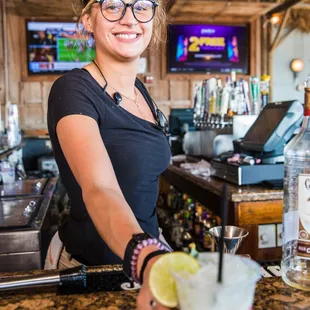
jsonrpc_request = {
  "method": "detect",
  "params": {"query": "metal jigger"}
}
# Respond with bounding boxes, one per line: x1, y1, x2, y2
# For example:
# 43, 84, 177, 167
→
209, 226, 249, 254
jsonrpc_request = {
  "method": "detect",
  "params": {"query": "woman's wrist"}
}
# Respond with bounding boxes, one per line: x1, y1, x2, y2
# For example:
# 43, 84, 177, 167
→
123, 233, 170, 283
136, 245, 162, 280
140, 252, 164, 285
139, 250, 168, 284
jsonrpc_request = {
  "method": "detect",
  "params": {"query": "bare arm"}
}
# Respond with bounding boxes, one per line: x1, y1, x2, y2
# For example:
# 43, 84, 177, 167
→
57, 115, 144, 259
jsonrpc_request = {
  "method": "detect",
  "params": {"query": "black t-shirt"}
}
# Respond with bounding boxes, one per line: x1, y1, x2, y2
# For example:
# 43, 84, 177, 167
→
47, 68, 171, 265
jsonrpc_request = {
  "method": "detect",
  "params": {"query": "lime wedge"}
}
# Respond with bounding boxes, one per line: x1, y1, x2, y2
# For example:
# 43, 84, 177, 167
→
149, 252, 200, 308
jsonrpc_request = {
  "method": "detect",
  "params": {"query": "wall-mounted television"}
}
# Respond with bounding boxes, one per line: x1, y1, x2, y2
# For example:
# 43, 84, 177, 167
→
167, 24, 250, 75
26, 21, 96, 75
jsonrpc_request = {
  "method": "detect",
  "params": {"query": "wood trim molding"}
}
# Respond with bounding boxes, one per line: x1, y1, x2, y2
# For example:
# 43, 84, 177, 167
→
237, 200, 283, 225
23, 128, 49, 137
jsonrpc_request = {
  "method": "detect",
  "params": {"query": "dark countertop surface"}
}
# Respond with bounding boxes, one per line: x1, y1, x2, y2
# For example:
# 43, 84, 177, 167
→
0, 270, 309, 309
167, 164, 283, 203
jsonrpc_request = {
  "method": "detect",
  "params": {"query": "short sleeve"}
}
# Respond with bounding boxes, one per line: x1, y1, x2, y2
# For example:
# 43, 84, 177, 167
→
48, 70, 101, 134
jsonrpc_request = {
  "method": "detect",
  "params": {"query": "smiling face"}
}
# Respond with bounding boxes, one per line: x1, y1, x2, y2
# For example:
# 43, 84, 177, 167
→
83, 0, 154, 62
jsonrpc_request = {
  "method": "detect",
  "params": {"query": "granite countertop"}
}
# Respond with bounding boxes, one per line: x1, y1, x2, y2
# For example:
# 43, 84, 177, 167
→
1, 270, 309, 309
167, 164, 283, 203
254, 278, 310, 309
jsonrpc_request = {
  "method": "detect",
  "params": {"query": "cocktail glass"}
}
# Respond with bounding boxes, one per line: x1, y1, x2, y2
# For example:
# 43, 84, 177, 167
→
172, 252, 261, 310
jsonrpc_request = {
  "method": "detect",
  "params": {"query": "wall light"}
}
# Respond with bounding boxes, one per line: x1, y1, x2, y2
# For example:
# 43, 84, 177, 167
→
270, 15, 280, 24
262, 14, 280, 28
290, 59, 304, 80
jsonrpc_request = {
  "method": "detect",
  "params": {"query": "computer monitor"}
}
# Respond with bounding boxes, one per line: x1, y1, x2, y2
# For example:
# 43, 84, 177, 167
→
240, 100, 303, 152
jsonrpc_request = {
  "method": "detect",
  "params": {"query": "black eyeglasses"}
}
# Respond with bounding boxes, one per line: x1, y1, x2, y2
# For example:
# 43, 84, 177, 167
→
95, 0, 158, 23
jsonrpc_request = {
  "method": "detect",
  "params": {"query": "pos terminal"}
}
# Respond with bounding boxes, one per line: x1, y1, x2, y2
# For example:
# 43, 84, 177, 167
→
211, 100, 303, 185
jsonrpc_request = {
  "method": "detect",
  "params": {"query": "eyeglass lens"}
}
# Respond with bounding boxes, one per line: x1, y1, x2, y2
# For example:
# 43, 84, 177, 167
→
100, 0, 156, 23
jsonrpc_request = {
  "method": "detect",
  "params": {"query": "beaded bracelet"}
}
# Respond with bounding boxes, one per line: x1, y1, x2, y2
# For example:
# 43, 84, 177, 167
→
130, 238, 167, 283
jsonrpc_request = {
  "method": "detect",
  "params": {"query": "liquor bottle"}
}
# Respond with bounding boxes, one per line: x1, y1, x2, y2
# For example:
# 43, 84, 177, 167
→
241, 79, 251, 115
229, 81, 238, 114
231, 70, 236, 84
202, 79, 209, 125
202, 211, 213, 251
181, 223, 193, 254
194, 203, 203, 237
171, 214, 183, 248
194, 214, 202, 237
260, 74, 271, 109
167, 186, 175, 208
250, 76, 260, 115
237, 80, 247, 115
216, 79, 223, 114
193, 81, 203, 128
172, 191, 184, 210
203, 225, 213, 252
187, 198, 195, 232
282, 75, 310, 290
220, 79, 230, 116
208, 78, 217, 114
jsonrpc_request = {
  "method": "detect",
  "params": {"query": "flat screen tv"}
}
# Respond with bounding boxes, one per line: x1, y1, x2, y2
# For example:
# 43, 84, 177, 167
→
167, 24, 250, 74
26, 21, 96, 75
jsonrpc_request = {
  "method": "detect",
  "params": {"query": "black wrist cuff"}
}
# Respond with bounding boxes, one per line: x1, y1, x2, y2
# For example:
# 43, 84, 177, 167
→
123, 232, 154, 281
139, 249, 168, 285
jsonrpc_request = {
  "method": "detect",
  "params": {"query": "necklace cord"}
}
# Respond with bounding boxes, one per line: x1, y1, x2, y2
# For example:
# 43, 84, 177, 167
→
92, 60, 136, 102
92, 60, 108, 86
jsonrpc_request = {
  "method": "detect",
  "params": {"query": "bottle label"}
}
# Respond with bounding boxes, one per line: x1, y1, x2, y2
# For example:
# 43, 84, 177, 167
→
297, 174, 310, 258
305, 89, 310, 116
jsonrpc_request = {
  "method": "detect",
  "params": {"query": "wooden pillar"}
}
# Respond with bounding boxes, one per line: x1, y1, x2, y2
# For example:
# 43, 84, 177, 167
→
261, 16, 268, 77
0, 2, 4, 106
267, 22, 273, 101
254, 18, 261, 78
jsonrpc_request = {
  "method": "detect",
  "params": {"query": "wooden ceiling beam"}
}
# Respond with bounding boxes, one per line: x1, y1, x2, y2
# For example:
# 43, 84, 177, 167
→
6, 0, 75, 17
265, 0, 304, 18
209, 2, 232, 20
169, 0, 187, 17
168, 0, 281, 24
269, 8, 291, 54
294, 3, 310, 8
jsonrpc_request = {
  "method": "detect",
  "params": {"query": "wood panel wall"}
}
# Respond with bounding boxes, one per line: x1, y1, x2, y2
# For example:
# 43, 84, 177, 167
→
0, 4, 4, 108
1, 9, 261, 131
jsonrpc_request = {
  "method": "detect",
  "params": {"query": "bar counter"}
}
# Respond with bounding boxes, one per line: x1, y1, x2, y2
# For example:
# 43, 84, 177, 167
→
165, 164, 284, 261
167, 164, 283, 203
0, 269, 310, 309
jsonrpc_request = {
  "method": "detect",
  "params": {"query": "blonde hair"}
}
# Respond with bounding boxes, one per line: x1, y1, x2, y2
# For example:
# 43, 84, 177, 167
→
72, 0, 168, 49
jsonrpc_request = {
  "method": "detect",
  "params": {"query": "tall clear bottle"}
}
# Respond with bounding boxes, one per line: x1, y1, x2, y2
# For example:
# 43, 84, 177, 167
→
282, 75, 310, 290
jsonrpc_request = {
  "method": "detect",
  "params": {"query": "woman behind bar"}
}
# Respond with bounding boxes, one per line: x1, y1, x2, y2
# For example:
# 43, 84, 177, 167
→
47, 0, 171, 308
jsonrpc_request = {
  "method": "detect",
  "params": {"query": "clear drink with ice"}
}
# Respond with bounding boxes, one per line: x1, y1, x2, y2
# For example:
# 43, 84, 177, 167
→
173, 253, 261, 310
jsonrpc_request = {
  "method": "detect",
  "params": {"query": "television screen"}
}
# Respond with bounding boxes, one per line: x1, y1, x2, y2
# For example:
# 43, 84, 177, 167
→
26, 21, 96, 75
167, 24, 250, 74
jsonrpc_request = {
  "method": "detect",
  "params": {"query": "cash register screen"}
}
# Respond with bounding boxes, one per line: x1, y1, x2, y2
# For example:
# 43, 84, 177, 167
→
243, 106, 288, 144
240, 101, 296, 153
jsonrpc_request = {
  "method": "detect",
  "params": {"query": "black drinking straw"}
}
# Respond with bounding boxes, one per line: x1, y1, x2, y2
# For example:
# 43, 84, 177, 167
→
217, 184, 229, 283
